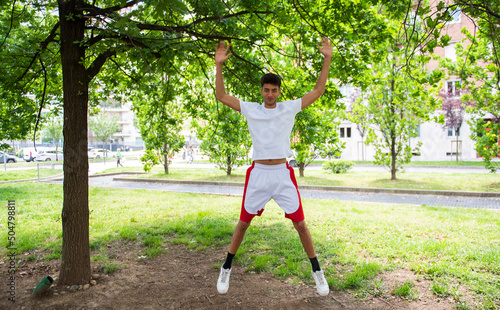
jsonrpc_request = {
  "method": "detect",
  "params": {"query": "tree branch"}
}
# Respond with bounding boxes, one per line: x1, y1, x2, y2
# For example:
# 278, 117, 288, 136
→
184, 10, 274, 28
16, 22, 60, 83
84, 34, 104, 47
81, 0, 142, 17
0, 0, 17, 50
87, 49, 117, 81
33, 58, 48, 151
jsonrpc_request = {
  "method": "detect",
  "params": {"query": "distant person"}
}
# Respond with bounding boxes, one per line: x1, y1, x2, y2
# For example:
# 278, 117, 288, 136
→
116, 150, 123, 167
214, 38, 332, 296
188, 146, 194, 164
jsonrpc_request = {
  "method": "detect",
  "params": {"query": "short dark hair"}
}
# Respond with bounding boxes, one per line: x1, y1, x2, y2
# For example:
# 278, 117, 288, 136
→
260, 73, 281, 88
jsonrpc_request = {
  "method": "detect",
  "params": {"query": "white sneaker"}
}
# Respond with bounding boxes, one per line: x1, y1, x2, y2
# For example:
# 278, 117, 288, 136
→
217, 266, 231, 294
312, 269, 329, 296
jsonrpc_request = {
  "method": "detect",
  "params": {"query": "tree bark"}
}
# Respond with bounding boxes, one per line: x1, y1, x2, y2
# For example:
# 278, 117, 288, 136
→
58, 0, 91, 286
164, 143, 169, 174
227, 156, 232, 176
299, 162, 305, 177
391, 137, 397, 180
390, 75, 397, 180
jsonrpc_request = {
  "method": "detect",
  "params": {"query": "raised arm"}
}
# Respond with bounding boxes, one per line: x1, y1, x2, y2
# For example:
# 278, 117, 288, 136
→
301, 37, 333, 110
215, 41, 241, 112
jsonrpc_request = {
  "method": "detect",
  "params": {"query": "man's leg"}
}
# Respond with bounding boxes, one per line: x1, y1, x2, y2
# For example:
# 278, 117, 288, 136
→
292, 220, 316, 258
293, 220, 329, 296
228, 220, 251, 255
217, 220, 251, 294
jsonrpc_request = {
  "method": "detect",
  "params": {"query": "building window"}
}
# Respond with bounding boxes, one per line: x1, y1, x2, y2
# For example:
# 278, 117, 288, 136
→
414, 124, 421, 137
340, 127, 351, 138
448, 127, 460, 137
448, 6, 461, 24
444, 43, 457, 61
446, 80, 461, 97
339, 85, 352, 98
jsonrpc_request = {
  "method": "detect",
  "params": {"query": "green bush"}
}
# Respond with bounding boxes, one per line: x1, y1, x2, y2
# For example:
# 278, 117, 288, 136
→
322, 159, 355, 174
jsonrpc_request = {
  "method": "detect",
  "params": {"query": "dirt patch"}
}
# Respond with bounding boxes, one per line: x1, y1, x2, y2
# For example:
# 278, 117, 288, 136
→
1, 241, 461, 310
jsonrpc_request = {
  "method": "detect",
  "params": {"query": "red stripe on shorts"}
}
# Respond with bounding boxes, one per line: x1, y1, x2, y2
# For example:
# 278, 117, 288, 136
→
240, 162, 259, 222
284, 162, 305, 222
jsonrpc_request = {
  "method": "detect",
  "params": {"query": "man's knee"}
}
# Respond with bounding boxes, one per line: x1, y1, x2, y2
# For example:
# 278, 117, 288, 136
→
236, 220, 251, 232
293, 220, 308, 233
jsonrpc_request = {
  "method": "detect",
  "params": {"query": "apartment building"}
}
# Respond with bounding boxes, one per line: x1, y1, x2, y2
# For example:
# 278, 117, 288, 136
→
88, 99, 144, 151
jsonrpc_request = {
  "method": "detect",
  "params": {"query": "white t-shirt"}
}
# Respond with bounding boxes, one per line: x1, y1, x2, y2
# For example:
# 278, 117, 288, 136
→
240, 99, 302, 161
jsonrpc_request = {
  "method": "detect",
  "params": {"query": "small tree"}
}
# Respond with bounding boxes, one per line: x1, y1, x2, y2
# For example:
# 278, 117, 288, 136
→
132, 74, 186, 174
362, 48, 442, 180
439, 88, 473, 161
440, 29, 499, 171
43, 117, 63, 160
194, 106, 252, 176
89, 114, 119, 161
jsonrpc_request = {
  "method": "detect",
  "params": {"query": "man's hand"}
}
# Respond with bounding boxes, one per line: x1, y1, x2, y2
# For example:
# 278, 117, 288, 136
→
318, 37, 333, 59
215, 41, 240, 111
215, 41, 232, 64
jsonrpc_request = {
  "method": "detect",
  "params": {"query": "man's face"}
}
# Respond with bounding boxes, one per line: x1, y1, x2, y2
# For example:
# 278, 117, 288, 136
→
261, 83, 281, 107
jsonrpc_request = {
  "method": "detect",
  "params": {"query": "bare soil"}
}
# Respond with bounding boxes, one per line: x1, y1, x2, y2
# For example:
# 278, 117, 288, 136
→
1, 240, 465, 310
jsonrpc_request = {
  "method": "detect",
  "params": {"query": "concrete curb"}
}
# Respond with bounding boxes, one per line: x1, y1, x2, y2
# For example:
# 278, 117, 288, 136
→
112, 177, 500, 198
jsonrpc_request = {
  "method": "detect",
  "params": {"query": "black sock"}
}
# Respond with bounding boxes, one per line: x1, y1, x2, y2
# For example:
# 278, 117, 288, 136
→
222, 252, 235, 269
309, 257, 321, 272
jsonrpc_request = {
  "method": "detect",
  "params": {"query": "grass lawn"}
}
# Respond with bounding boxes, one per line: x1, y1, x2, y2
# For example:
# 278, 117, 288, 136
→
105, 166, 500, 193
1, 182, 499, 308
0, 167, 62, 181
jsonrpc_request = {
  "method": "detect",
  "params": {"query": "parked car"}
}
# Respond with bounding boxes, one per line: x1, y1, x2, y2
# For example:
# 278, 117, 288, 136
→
0, 151, 17, 163
88, 147, 98, 159
88, 148, 114, 159
23, 148, 37, 162
35, 150, 64, 161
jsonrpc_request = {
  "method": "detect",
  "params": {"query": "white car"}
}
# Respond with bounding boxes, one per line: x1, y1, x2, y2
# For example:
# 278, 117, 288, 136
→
23, 148, 37, 162
88, 148, 114, 159
88, 147, 98, 159
35, 150, 64, 161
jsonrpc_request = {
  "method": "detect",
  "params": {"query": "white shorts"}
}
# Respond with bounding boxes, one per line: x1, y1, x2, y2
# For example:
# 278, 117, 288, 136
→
240, 162, 304, 222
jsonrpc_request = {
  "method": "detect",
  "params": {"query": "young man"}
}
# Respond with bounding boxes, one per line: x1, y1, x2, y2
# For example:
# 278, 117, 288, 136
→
215, 38, 332, 296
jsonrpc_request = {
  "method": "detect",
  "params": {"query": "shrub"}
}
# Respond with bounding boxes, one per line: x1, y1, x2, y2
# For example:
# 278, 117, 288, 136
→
322, 159, 355, 174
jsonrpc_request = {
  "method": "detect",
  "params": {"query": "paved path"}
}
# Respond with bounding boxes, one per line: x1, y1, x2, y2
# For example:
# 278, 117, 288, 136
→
45, 174, 500, 210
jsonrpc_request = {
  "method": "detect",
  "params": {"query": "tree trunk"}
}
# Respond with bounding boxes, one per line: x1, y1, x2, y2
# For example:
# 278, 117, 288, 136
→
391, 137, 396, 180
299, 162, 305, 177
163, 143, 169, 174
227, 156, 231, 176
58, 0, 91, 286
361, 137, 365, 161
389, 74, 397, 180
